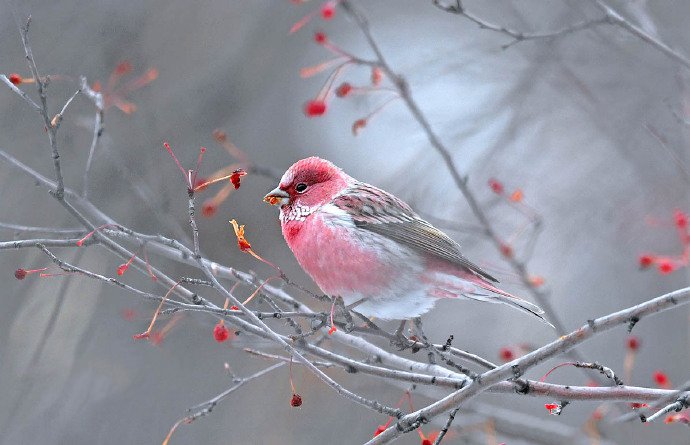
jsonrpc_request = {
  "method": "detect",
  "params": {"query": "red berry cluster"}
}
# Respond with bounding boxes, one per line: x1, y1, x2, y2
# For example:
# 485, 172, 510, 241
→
291, 2, 399, 134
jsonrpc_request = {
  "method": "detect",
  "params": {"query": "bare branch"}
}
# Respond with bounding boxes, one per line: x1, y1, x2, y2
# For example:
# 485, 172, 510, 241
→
644, 395, 689, 423
0, 74, 41, 110
0, 238, 83, 249
79, 77, 104, 198
19, 16, 66, 199
431, 0, 608, 49
0, 222, 84, 235
162, 363, 284, 444
590, 0, 690, 70
50, 87, 81, 129
432, 407, 458, 445
616, 378, 690, 422
367, 285, 690, 443
432, 0, 690, 68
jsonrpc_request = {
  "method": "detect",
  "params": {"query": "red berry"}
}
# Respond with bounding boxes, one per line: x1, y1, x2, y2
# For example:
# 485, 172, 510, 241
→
499, 347, 514, 362
304, 100, 327, 117
117, 264, 128, 276
488, 178, 503, 194
314, 31, 327, 44
14, 268, 27, 280
202, 202, 217, 217
193, 176, 208, 191
230, 169, 246, 190
638, 254, 654, 268
421, 440, 432, 445
213, 323, 230, 343
658, 260, 675, 275
213, 129, 227, 142
320, 1, 336, 20
544, 403, 560, 414
290, 393, 303, 407
529, 275, 545, 287
653, 370, 669, 386
336, 82, 352, 97
8, 73, 22, 85
122, 308, 137, 321
665, 413, 690, 424
630, 402, 648, 409
626, 336, 640, 351
371, 67, 383, 86
114, 61, 133, 75
510, 189, 524, 202
351, 118, 367, 135
674, 209, 687, 228
150, 331, 165, 346
499, 243, 513, 258
373, 425, 386, 437
230, 305, 239, 311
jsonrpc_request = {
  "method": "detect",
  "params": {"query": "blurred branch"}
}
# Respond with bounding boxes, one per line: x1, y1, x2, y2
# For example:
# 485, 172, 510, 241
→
590, 0, 690, 70
431, 0, 609, 49
0, 222, 84, 235
79, 76, 104, 198
644, 122, 690, 184
432, 0, 690, 69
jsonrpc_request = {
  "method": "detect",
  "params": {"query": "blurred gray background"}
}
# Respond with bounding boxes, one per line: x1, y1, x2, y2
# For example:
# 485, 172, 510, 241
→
1, 0, 689, 444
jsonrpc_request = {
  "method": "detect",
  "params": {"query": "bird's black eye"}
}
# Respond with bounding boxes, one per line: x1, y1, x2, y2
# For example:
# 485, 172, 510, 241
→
295, 183, 308, 193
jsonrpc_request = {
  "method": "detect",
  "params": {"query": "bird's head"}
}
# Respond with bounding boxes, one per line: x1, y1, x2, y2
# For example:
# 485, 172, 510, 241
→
264, 157, 350, 210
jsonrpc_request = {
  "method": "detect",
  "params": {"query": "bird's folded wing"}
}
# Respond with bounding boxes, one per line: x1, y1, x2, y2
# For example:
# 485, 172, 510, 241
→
333, 182, 498, 283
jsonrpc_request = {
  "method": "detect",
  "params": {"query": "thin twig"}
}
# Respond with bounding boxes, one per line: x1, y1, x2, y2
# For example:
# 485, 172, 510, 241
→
644, 396, 689, 423
0, 74, 41, 110
80, 77, 104, 198
162, 363, 284, 444
590, 0, 690, 70
0, 222, 84, 235
0, 238, 83, 249
432, 408, 459, 445
431, 0, 608, 49
19, 16, 65, 199
50, 88, 81, 129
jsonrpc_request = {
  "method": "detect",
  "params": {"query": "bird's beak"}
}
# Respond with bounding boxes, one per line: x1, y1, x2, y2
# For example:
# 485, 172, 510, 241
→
263, 187, 290, 206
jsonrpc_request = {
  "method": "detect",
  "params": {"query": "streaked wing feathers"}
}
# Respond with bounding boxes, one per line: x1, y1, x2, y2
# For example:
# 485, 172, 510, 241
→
333, 182, 498, 283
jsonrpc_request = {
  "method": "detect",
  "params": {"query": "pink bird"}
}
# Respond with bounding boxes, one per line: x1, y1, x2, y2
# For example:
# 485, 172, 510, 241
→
264, 157, 551, 326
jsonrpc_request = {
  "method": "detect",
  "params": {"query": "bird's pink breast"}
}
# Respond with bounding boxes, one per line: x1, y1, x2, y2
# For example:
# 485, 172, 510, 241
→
281, 213, 394, 297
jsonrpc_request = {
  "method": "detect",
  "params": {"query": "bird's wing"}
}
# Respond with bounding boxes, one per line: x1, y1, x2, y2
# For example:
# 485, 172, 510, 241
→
332, 182, 498, 283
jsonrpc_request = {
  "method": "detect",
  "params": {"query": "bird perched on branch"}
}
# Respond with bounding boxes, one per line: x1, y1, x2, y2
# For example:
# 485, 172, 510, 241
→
264, 157, 552, 326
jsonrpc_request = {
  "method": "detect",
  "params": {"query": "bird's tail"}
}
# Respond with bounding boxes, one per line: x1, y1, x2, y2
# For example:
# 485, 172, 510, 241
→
472, 280, 554, 329
441, 272, 555, 328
